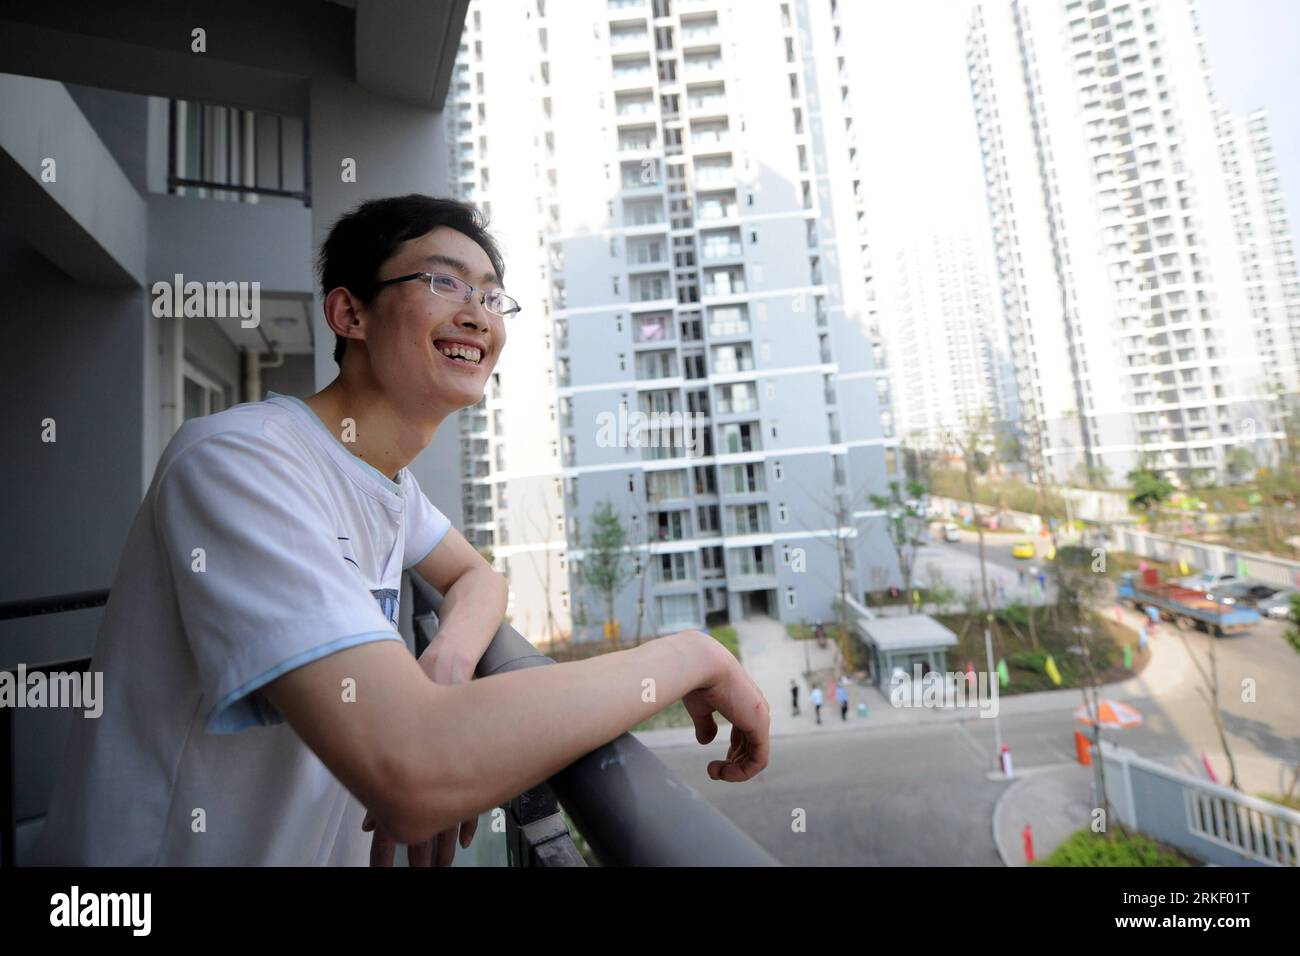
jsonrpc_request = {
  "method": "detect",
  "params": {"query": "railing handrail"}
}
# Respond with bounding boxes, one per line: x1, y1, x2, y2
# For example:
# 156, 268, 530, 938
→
407, 571, 778, 867
0, 589, 110, 622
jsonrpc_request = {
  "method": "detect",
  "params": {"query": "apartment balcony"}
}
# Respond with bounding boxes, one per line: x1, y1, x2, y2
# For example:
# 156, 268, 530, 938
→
703, 278, 746, 298
611, 68, 656, 92
682, 56, 723, 79
609, 28, 652, 51
727, 571, 777, 592
680, 21, 721, 49
686, 96, 728, 120
701, 242, 744, 262
695, 167, 734, 189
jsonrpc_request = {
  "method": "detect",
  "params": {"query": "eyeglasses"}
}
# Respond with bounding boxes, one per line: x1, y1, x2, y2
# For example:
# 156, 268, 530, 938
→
375, 271, 522, 317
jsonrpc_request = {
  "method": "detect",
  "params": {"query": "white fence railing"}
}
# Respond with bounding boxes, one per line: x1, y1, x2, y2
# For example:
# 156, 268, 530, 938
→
1097, 742, 1300, 866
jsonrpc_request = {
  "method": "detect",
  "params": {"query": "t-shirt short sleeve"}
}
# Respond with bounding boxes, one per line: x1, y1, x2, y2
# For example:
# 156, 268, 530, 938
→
154, 425, 402, 734
400, 469, 453, 570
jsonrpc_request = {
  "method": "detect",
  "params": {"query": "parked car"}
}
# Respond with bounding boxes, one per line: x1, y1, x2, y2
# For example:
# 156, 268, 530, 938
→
942, 522, 961, 543
1177, 571, 1236, 591
1256, 589, 1298, 621
1012, 540, 1035, 559
1212, 580, 1281, 608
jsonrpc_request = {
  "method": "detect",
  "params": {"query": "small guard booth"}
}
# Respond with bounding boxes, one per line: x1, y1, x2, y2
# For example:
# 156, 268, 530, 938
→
857, 614, 959, 693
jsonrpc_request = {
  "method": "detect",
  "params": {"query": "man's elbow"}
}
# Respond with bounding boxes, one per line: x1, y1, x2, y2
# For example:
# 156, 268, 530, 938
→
369, 736, 482, 843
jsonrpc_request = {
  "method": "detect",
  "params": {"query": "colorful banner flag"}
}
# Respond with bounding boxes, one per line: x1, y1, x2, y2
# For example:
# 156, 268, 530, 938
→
1139, 626, 1148, 651
1179, 558, 1190, 576
1123, 644, 1133, 669
1236, 557, 1249, 577
1044, 655, 1062, 686
996, 658, 1010, 688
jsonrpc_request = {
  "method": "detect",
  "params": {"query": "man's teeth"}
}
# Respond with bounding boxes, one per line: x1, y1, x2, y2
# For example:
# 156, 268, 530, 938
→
438, 343, 482, 364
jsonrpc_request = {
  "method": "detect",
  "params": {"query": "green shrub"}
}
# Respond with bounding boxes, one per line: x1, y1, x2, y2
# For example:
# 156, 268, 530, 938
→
1008, 649, 1047, 673
710, 625, 740, 661
1039, 828, 1193, 867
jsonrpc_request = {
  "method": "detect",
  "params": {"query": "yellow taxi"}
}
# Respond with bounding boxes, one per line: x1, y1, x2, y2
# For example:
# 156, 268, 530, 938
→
1012, 540, 1035, 559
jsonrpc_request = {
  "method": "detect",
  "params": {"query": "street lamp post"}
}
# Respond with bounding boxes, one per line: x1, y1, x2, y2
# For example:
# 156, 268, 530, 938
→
983, 620, 1003, 773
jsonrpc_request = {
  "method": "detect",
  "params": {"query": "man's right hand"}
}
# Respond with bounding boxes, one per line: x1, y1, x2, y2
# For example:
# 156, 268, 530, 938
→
675, 632, 770, 782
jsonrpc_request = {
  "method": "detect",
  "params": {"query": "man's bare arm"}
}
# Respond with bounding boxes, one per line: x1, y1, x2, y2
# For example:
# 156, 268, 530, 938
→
261, 630, 768, 844
409, 527, 507, 684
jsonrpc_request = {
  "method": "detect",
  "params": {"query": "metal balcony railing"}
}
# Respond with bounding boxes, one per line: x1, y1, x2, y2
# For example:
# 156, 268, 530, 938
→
3, 583, 777, 868
167, 99, 311, 207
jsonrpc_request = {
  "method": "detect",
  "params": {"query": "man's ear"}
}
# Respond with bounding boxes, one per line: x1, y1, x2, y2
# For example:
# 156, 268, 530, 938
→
323, 287, 367, 346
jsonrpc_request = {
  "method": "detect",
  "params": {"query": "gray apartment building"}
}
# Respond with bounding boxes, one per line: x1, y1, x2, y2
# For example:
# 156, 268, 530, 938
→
445, 0, 901, 642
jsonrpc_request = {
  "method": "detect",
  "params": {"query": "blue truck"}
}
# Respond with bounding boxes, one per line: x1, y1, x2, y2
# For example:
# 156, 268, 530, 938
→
1117, 570, 1261, 636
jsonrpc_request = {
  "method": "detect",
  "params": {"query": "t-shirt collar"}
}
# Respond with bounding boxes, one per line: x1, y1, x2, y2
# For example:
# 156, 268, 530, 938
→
265, 391, 404, 497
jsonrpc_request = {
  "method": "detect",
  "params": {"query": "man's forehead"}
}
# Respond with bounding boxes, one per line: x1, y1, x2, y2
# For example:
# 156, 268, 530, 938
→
403, 230, 498, 287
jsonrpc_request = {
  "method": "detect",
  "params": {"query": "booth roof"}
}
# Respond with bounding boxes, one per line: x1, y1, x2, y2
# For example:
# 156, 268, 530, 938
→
858, 614, 959, 652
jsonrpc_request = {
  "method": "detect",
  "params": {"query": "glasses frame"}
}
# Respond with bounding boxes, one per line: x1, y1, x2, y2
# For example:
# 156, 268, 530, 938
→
375, 271, 522, 317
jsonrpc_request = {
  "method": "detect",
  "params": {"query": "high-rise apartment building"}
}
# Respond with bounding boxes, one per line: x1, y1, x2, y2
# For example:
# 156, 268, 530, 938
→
884, 231, 1016, 442
967, 0, 1297, 485
1217, 108, 1300, 398
447, 0, 899, 642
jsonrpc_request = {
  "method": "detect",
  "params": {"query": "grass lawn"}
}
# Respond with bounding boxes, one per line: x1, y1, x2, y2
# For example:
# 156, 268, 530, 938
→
934, 605, 1148, 695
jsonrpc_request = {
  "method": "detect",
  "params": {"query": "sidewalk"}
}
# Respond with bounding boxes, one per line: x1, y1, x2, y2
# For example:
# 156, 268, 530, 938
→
632, 603, 1190, 750
992, 763, 1095, 866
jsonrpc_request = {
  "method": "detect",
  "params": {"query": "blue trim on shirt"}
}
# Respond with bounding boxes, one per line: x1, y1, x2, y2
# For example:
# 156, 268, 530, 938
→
404, 518, 452, 571
206, 630, 405, 734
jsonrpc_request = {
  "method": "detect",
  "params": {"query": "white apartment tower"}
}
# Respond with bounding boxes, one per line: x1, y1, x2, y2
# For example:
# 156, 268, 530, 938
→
885, 231, 1015, 442
447, 0, 898, 642
1217, 108, 1300, 397
967, 0, 1294, 485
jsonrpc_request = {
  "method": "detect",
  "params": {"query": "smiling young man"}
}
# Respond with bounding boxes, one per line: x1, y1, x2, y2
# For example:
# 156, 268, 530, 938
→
36, 195, 769, 867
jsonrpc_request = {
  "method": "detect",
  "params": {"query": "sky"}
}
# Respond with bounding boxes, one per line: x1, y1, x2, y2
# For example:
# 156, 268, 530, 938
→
841, 0, 1300, 269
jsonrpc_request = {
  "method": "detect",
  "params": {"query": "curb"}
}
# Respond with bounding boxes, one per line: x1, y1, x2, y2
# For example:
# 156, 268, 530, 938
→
990, 761, 1079, 867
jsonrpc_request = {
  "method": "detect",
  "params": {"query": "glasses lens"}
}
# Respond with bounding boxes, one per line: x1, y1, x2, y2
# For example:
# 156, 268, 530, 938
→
486, 291, 518, 316
429, 273, 469, 299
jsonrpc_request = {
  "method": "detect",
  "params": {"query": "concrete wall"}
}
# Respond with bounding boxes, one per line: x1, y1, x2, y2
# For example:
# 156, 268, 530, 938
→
308, 71, 463, 528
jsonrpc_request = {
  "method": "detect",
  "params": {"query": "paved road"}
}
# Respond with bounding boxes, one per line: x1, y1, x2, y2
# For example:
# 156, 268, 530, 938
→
647, 611, 1300, 865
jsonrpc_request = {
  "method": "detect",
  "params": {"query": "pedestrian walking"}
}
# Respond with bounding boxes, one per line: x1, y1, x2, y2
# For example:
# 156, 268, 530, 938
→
810, 685, 824, 724
837, 683, 849, 721
790, 679, 801, 717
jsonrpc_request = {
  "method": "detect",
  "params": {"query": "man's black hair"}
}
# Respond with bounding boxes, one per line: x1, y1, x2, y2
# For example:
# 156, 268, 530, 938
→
317, 194, 506, 367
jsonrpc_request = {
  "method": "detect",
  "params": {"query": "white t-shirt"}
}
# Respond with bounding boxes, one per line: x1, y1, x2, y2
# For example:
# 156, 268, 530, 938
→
34, 392, 451, 865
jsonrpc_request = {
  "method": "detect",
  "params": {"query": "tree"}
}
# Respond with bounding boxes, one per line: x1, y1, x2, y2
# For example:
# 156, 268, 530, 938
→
791, 464, 880, 673
868, 479, 928, 601
1176, 620, 1242, 792
630, 504, 659, 647
1225, 447, 1257, 485
579, 500, 636, 648
521, 491, 563, 645
1127, 467, 1174, 536
1055, 547, 1121, 837
945, 411, 996, 626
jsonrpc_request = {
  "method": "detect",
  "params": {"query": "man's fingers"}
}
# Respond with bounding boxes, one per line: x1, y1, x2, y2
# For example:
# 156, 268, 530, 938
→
692, 711, 718, 744
435, 826, 458, 867
369, 829, 398, 867
407, 838, 435, 868
459, 815, 479, 849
